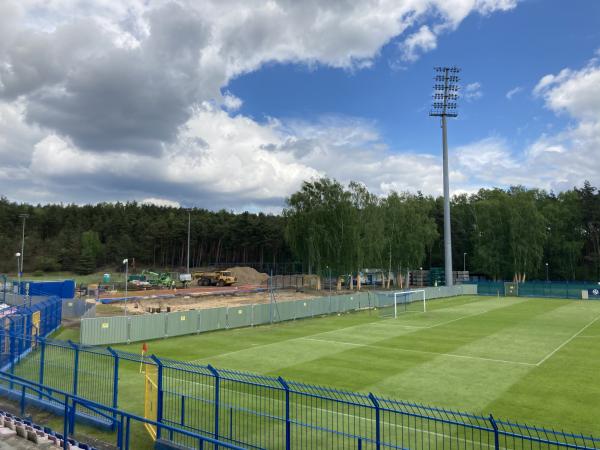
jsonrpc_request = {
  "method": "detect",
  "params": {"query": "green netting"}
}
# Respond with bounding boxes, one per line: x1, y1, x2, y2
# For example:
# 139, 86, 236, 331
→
198, 307, 227, 332
129, 313, 166, 342
167, 310, 199, 336
517, 283, 592, 299
227, 305, 253, 328
477, 282, 505, 296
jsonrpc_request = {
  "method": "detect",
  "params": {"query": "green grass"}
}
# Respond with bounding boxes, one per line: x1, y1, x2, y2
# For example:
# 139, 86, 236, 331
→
49, 295, 600, 447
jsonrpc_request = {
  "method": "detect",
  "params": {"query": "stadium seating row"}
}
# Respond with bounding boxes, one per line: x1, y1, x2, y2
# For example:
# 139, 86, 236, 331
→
0, 410, 97, 449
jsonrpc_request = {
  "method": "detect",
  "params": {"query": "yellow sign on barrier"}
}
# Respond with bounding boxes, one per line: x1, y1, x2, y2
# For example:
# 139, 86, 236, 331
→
144, 364, 158, 440
31, 311, 41, 343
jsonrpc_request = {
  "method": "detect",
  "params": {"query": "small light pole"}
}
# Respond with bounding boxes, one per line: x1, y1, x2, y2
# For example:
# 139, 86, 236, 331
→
15, 253, 21, 299
545, 262, 549, 283
123, 258, 129, 316
420, 267, 423, 288
463, 252, 467, 272
186, 209, 191, 275
18, 213, 28, 275
326, 266, 332, 302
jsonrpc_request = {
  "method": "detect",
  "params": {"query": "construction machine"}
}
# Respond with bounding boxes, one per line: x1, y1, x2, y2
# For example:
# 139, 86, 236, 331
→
192, 270, 236, 287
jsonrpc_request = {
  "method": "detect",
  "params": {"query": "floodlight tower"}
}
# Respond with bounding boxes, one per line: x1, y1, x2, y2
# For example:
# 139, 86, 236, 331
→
430, 66, 460, 287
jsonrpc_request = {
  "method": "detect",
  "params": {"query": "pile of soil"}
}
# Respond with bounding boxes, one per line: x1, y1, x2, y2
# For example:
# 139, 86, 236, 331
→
228, 266, 269, 285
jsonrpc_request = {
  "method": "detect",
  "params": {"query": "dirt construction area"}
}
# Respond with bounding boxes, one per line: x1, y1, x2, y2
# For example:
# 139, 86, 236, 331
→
95, 289, 326, 317
93, 266, 331, 317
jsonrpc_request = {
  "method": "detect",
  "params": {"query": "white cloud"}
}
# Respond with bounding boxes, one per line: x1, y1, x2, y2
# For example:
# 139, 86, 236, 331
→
222, 93, 243, 111
453, 56, 600, 194
463, 82, 483, 101
0, 0, 524, 208
505, 86, 522, 100
400, 25, 437, 62
534, 64, 600, 120
475, 0, 519, 15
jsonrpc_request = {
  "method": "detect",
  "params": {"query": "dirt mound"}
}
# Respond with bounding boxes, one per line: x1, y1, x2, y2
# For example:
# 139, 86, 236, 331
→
228, 266, 269, 285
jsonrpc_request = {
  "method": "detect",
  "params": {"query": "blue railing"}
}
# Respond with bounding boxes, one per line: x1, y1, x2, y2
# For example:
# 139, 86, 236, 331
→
0, 370, 249, 450
2, 330, 599, 450
0, 289, 598, 449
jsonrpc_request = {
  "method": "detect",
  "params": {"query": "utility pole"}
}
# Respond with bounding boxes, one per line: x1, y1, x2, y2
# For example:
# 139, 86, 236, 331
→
186, 209, 191, 274
18, 213, 29, 275
430, 66, 460, 287
123, 258, 129, 316
15, 253, 21, 299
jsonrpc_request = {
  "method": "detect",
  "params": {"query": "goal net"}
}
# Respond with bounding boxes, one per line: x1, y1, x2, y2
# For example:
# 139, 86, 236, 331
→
376, 290, 426, 318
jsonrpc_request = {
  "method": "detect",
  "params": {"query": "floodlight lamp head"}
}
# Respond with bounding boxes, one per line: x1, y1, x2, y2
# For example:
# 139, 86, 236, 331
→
15, 252, 21, 257
122, 258, 128, 265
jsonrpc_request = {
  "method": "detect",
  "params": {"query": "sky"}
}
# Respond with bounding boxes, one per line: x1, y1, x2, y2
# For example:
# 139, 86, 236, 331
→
0, 0, 599, 211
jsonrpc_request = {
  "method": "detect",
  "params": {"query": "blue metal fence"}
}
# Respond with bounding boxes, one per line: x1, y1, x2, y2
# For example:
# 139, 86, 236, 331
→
0, 291, 598, 449
0, 370, 248, 450
1, 331, 598, 450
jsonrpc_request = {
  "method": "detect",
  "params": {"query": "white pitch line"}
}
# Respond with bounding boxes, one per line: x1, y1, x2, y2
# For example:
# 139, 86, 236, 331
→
189, 300, 510, 365
301, 337, 536, 367
536, 315, 600, 366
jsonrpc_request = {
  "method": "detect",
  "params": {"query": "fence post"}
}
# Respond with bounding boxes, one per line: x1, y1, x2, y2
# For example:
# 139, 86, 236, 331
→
277, 376, 291, 450
489, 414, 500, 450
107, 347, 120, 428
368, 393, 381, 450
207, 365, 220, 441
150, 355, 164, 440
38, 336, 46, 399
67, 340, 79, 433
20, 385, 26, 415
9, 328, 15, 390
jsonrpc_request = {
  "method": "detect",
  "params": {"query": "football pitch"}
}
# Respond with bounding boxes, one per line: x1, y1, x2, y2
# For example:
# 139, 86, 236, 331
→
76, 294, 600, 440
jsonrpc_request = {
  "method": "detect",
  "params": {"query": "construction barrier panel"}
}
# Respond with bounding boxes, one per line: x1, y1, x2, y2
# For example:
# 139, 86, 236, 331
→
166, 310, 199, 337
130, 314, 167, 342
227, 305, 253, 329
80, 316, 129, 346
79, 286, 475, 346
198, 307, 227, 332
251, 303, 272, 325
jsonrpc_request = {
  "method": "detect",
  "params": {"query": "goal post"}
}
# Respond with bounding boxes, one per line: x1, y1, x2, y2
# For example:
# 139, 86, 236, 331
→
377, 290, 426, 318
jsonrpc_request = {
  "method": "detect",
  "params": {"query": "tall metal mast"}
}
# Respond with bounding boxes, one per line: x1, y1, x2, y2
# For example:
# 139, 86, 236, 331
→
430, 66, 460, 287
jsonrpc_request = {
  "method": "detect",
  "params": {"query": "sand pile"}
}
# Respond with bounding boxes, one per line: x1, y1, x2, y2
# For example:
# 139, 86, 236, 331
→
228, 266, 269, 285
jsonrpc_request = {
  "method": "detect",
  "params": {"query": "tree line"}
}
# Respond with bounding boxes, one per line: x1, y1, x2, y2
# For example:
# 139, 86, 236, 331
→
284, 179, 600, 282
0, 200, 290, 275
0, 179, 599, 281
